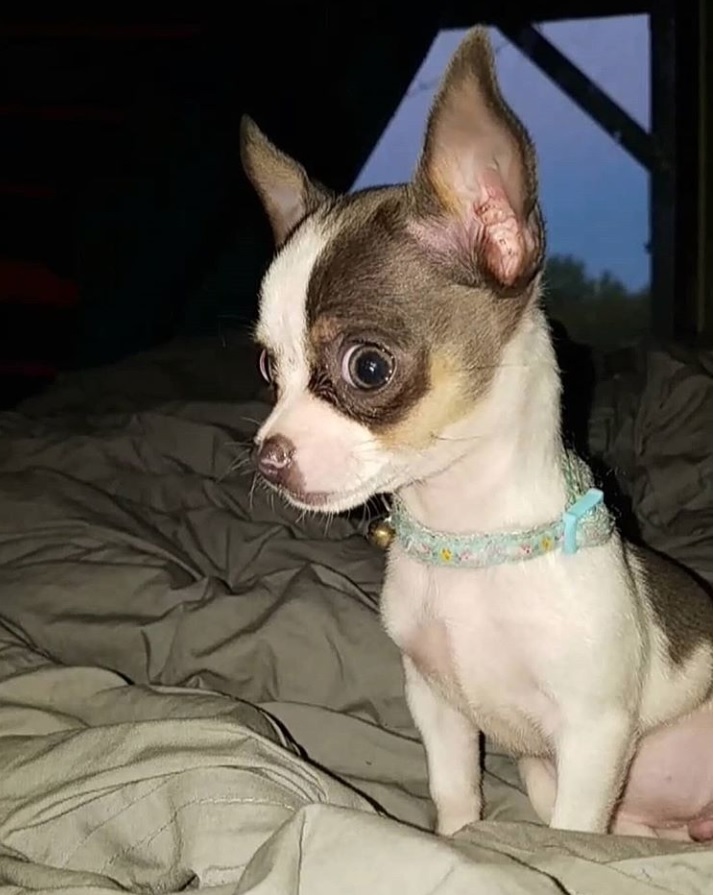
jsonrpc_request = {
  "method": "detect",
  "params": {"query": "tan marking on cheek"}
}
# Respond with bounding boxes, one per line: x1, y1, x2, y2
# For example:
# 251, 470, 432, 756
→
376, 353, 473, 451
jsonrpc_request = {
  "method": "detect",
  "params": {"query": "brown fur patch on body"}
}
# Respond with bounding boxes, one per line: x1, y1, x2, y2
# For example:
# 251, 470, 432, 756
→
629, 545, 713, 666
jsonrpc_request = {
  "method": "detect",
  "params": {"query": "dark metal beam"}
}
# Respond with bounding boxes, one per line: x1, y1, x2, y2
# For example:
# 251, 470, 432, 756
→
434, 0, 652, 26
698, 0, 712, 346
498, 23, 660, 173
671, 0, 708, 345
649, 2, 677, 341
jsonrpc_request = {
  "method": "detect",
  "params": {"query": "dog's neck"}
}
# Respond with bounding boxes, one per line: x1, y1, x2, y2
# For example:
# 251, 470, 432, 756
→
399, 311, 567, 535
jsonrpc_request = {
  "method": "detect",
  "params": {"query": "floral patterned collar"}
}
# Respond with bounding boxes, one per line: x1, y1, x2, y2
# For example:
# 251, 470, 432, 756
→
386, 452, 615, 569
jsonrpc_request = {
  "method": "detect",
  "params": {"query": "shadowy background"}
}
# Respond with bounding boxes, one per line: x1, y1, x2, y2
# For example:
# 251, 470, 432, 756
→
0, 3, 710, 410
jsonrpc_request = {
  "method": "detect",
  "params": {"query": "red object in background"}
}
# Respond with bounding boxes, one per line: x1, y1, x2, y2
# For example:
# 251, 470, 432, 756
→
0, 104, 126, 123
0, 24, 202, 39
0, 261, 79, 397
0, 183, 57, 199
0, 361, 57, 377
0, 260, 79, 309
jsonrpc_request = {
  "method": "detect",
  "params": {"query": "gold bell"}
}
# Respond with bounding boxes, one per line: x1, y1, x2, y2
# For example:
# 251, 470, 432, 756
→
368, 518, 395, 550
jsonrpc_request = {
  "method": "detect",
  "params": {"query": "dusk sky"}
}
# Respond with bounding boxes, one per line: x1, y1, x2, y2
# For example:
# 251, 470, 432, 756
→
353, 17, 650, 291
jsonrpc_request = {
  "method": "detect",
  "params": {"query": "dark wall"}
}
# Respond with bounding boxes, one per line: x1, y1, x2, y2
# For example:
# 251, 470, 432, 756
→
0, 1, 703, 409
0, 11, 438, 393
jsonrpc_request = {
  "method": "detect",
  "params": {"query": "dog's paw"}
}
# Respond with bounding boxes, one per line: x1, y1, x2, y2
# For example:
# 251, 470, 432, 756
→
435, 803, 482, 837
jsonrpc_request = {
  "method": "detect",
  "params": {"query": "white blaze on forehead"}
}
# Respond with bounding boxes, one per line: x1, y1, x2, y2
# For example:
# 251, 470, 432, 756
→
255, 219, 329, 393
253, 217, 398, 508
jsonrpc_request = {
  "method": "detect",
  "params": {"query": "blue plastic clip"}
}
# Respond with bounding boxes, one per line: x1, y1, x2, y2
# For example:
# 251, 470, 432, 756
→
562, 488, 604, 555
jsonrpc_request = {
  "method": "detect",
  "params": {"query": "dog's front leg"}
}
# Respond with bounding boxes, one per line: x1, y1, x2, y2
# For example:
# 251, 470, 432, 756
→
403, 656, 481, 836
550, 707, 635, 833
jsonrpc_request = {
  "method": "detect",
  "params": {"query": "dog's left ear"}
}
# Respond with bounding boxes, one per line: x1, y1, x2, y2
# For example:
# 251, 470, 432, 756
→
411, 28, 544, 290
240, 116, 332, 247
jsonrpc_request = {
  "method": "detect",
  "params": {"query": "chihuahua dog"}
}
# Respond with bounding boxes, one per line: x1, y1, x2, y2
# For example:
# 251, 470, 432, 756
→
241, 28, 713, 840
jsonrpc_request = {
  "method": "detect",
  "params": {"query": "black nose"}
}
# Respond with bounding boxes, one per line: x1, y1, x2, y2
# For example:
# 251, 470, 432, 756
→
255, 435, 295, 485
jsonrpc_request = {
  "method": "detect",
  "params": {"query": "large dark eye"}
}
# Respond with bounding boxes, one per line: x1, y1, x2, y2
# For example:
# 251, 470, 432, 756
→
341, 344, 394, 390
258, 348, 275, 384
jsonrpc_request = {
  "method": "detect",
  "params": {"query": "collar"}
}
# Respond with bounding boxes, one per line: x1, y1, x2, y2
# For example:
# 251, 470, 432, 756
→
383, 452, 614, 569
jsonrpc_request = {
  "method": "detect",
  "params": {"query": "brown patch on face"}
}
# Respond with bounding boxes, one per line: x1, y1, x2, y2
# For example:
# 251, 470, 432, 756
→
305, 189, 433, 430
297, 187, 534, 444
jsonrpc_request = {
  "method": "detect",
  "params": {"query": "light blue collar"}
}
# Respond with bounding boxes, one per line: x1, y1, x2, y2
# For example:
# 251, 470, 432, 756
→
388, 452, 614, 569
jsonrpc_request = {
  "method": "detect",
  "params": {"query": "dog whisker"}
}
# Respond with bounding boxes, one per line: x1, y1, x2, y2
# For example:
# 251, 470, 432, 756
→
431, 432, 485, 443
239, 415, 264, 428
217, 451, 255, 481
248, 473, 260, 512
218, 458, 243, 481
323, 513, 333, 536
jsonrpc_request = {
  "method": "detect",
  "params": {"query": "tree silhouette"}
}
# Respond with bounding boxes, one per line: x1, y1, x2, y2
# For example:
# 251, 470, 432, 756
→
543, 254, 649, 348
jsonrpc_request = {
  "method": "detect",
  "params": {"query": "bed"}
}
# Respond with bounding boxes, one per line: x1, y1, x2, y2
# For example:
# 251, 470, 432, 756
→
0, 333, 711, 894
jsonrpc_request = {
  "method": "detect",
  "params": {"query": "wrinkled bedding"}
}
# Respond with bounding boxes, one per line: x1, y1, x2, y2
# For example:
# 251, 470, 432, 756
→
0, 335, 711, 894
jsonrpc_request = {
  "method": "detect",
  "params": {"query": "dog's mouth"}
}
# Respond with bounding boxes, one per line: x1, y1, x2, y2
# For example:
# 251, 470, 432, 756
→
260, 472, 399, 515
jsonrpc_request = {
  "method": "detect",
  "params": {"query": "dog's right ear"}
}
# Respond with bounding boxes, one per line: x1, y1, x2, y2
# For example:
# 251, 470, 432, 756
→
240, 116, 332, 247
410, 28, 544, 291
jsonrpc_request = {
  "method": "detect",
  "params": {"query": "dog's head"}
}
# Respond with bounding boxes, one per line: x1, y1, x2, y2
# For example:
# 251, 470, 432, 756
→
242, 28, 545, 513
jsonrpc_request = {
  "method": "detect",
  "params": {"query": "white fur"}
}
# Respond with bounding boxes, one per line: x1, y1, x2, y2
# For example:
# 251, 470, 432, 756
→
255, 220, 325, 394
260, 389, 395, 511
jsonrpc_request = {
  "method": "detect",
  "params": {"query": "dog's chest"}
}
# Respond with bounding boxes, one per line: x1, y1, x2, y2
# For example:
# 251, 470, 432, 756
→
382, 553, 559, 754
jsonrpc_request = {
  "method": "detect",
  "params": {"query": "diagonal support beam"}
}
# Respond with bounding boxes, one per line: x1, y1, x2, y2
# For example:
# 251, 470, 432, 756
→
499, 23, 664, 173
